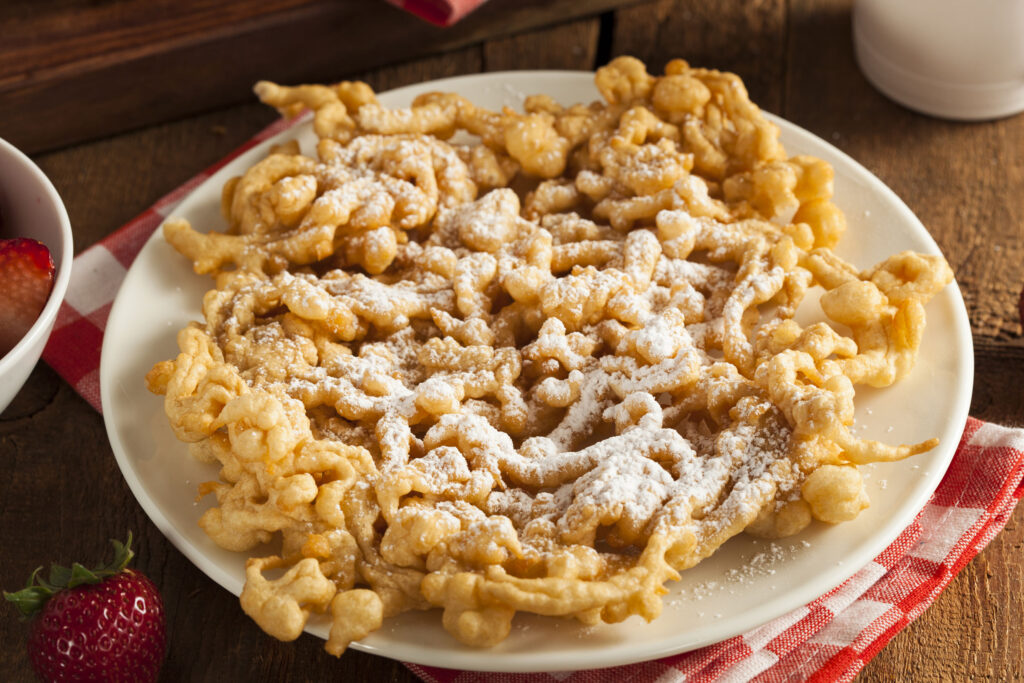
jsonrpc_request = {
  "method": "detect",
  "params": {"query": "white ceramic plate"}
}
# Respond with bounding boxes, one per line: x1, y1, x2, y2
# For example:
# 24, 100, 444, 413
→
101, 71, 973, 672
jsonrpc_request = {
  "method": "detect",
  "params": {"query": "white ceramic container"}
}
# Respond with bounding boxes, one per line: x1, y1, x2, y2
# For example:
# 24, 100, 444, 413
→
854, 0, 1024, 120
0, 137, 73, 414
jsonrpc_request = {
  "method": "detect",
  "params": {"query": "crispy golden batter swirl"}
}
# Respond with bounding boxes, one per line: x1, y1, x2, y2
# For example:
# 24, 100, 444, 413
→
147, 57, 952, 654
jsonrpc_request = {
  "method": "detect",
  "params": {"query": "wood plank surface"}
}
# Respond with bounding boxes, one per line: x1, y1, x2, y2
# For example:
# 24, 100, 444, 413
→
483, 18, 601, 72
2, 1, 1023, 680
1, 0, 641, 154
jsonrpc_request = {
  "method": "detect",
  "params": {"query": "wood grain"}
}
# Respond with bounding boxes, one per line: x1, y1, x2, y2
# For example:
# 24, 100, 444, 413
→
609, 0, 786, 112
483, 17, 601, 71
2, 0, 642, 154
3, 1, 1023, 680
1, 0, 318, 84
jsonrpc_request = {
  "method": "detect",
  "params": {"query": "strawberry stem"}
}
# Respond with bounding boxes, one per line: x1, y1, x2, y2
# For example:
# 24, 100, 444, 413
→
3, 533, 136, 619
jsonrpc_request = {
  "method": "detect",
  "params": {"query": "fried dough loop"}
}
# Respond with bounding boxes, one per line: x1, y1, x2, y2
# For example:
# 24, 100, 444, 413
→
149, 58, 953, 654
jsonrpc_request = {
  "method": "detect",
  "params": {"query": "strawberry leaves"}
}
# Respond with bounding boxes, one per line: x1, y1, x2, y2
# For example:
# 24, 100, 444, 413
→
4, 532, 136, 619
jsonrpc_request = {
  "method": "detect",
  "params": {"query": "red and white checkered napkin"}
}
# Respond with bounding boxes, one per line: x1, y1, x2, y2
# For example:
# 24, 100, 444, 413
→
408, 418, 1024, 683
40, 118, 1024, 682
384, 0, 489, 26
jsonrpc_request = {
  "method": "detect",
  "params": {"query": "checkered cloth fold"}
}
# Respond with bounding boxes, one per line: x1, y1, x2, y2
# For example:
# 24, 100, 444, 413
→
41, 116, 1024, 683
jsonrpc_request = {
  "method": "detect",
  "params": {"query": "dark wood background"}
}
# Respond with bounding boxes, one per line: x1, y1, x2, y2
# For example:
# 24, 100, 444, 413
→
2, 0, 1022, 680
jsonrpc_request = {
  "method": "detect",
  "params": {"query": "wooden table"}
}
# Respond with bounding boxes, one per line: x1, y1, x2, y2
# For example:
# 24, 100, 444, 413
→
3, 1, 1022, 680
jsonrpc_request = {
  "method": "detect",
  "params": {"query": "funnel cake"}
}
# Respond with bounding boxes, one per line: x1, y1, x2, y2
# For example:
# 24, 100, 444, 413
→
146, 57, 953, 654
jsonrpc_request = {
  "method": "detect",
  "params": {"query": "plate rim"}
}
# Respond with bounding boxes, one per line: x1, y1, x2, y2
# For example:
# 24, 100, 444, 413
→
100, 69, 974, 672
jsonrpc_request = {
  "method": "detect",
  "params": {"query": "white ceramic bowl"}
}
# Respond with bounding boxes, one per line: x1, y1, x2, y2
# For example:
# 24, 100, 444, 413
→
0, 137, 73, 414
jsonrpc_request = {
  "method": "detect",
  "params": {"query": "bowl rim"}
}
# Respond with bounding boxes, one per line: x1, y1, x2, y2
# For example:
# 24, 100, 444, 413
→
0, 136, 74, 372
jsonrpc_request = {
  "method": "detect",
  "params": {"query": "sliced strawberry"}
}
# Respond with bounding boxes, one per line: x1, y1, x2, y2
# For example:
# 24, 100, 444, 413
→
0, 237, 55, 355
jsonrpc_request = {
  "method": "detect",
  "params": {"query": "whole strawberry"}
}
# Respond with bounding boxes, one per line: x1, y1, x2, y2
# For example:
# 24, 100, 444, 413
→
0, 237, 55, 355
4, 533, 166, 682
